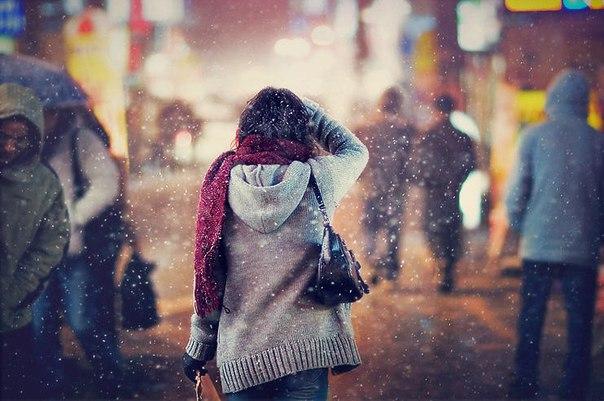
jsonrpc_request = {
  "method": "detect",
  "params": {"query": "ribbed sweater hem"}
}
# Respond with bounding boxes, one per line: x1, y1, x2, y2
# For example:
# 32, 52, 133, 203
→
218, 334, 361, 393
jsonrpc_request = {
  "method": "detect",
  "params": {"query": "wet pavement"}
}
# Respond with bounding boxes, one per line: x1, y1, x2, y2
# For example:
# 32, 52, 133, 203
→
62, 168, 603, 400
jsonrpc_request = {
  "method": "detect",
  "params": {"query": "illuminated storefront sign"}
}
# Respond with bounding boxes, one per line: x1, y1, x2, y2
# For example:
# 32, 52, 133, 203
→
515, 90, 601, 130
564, 0, 604, 9
107, 0, 185, 23
64, 8, 129, 157
456, 0, 501, 52
505, 0, 604, 11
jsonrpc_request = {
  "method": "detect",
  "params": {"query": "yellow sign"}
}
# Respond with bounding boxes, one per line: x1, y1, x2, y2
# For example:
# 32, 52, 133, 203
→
505, 0, 562, 11
516, 90, 547, 127
589, 0, 604, 9
506, 0, 603, 10
516, 90, 602, 130
413, 31, 437, 75
64, 8, 129, 157
588, 93, 603, 130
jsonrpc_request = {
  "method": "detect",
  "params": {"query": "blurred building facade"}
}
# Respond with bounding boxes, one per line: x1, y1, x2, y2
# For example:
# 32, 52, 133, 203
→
1, 0, 602, 205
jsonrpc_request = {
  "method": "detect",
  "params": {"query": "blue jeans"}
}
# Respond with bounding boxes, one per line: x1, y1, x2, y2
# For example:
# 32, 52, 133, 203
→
515, 260, 597, 399
31, 255, 122, 396
227, 369, 329, 401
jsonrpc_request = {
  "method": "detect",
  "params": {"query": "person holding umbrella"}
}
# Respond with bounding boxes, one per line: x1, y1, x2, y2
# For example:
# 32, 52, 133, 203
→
0, 83, 70, 399
31, 104, 125, 398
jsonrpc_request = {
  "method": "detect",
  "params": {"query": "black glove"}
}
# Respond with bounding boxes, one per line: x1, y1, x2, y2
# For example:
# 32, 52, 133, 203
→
182, 353, 207, 382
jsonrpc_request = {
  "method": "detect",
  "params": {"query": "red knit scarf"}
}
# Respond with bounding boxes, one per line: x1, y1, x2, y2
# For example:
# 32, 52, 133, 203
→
193, 134, 312, 317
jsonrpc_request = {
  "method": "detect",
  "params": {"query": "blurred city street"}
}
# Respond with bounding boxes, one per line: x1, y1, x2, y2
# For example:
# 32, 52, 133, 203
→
89, 169, 601, 401
1, 1, 603, 400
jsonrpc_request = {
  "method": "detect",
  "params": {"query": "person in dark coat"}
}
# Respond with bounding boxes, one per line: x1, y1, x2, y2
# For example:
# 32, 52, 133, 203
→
414, 95, 476, 293
0, 84, 70, 399
357, 87, 416, 282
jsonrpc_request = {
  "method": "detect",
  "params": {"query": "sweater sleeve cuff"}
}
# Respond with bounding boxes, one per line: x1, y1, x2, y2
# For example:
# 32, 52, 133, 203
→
185, 337, 216, 362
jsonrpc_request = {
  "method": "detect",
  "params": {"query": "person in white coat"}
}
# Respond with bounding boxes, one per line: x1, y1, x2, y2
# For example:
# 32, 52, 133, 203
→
32, 107, 125, 398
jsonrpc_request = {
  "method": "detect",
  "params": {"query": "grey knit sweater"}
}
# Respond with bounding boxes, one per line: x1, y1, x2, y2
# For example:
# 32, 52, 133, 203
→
185, 101, 368, 393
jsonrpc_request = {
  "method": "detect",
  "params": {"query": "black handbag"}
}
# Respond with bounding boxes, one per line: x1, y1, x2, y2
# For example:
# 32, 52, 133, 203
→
306, 175, 369, 306
120, 253, 160, 330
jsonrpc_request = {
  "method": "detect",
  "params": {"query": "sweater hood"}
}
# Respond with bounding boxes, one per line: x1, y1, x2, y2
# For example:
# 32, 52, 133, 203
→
228, 161, 311, 233
545, 69, 589, 120
0, 83, 45, 182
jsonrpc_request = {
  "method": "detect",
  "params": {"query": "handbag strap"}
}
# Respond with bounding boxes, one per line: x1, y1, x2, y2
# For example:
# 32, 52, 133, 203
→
308, 174, 330, 227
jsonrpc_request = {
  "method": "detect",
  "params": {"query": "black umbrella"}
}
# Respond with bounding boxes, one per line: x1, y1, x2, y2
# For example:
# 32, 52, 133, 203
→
0, 53, 88, 108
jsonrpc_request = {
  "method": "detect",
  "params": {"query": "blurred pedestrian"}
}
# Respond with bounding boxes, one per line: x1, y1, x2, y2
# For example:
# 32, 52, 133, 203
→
506, 70, 604, 400
357, 87, 416, 282
150, 100, 202, 169
32, 106, 125, 398
0, 84, 70, 399
182, 87, 367, 400
413, 95, 476, 293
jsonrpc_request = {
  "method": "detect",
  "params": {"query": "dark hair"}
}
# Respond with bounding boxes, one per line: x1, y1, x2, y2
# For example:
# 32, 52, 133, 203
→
237, 87, 310, 144
435, 95, 455, 114
80, 107, 111, 147
378, 87, 403, 115
42, 106, 110, 161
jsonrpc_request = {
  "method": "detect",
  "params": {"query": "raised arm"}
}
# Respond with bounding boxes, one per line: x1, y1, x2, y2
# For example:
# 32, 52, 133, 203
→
304, 99, 369, 207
